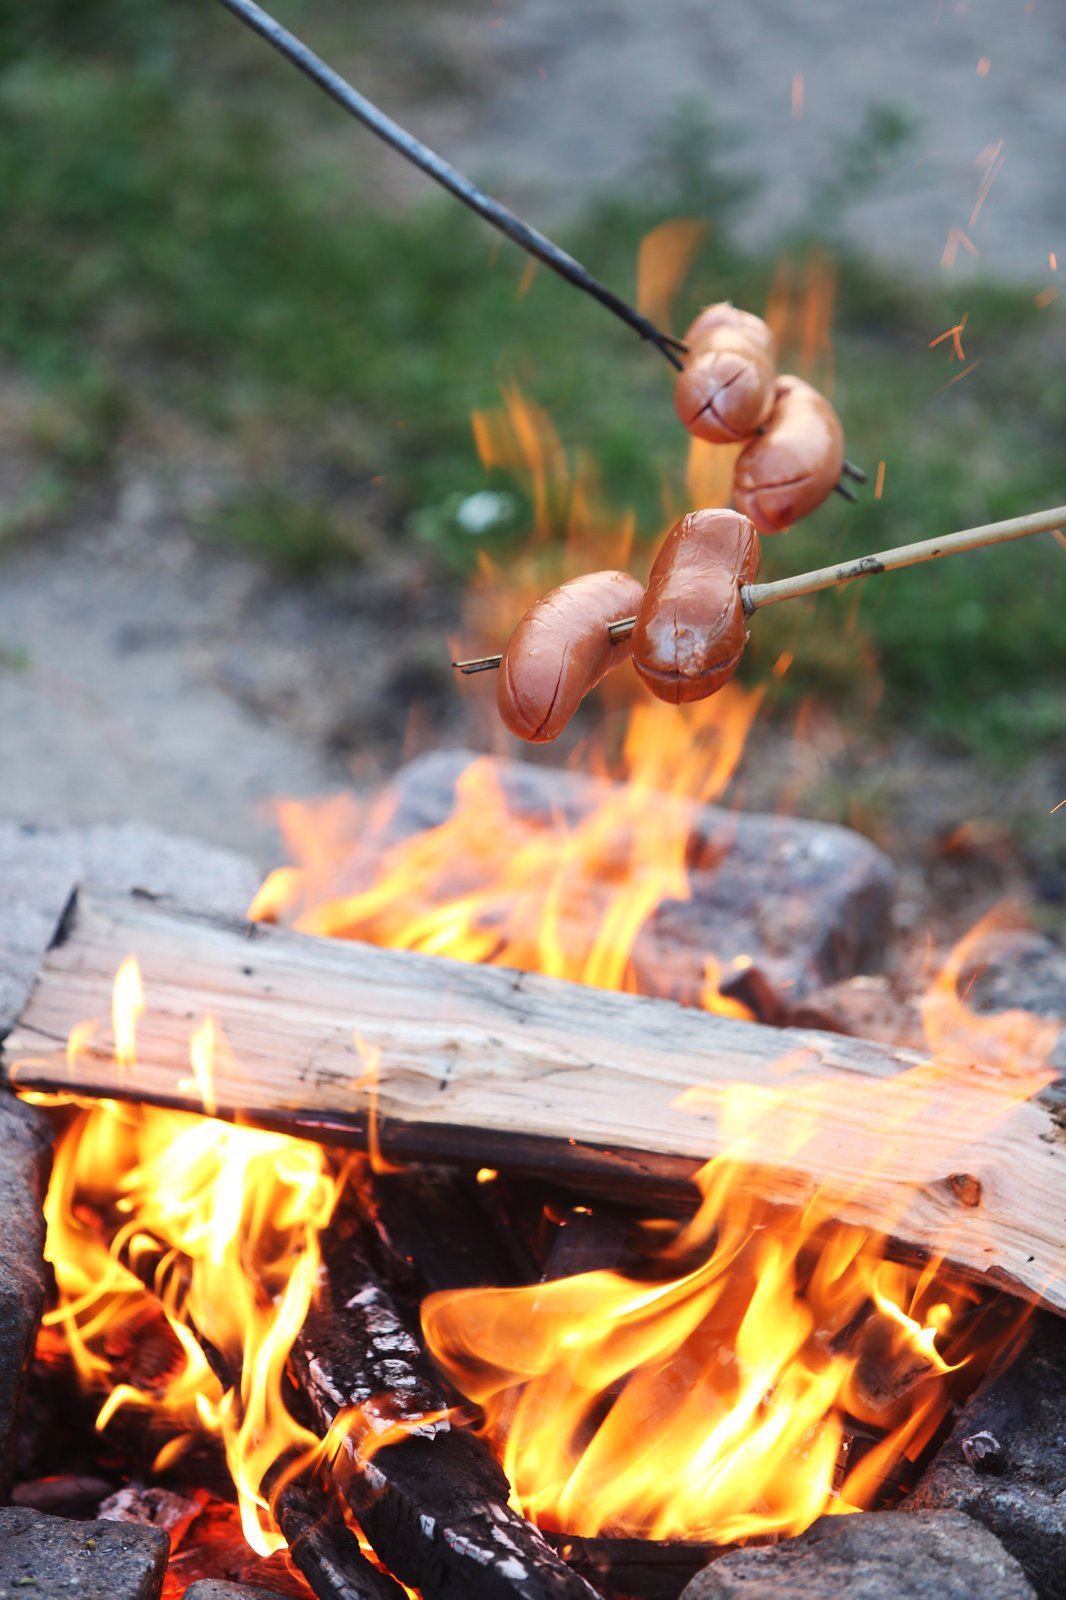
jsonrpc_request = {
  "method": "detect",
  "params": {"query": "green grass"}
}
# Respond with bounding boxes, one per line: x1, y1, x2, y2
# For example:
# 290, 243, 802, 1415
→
0, 4, 1063, 760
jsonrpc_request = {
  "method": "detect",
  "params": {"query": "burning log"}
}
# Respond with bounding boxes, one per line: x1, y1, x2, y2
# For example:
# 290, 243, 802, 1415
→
6, 888, 1065, 1315
365, 1165, 538, 1294
271, 1474, 408, 1600
290, 1204, 605, 1600
542, 1535, 728, 1600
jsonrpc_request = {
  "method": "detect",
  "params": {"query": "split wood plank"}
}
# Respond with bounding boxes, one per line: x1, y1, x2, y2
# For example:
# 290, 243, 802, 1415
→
3, 888, 1065, 1315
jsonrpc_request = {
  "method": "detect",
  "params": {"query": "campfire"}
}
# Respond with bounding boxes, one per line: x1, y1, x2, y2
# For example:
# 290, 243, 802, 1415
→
3, 358, 1063, 1600
4, 681, 1063, 1599
1, 10, 1063, 1600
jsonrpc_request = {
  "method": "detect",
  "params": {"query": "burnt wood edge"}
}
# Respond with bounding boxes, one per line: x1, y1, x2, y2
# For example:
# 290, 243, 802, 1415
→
542, 1535, 729, 1600
271, 1471, 409, 1600
6, 1049, 1051, 1316
7, 886, 1061, 1319
2, 1045, 707, 1205
291, 1209, 607, 1600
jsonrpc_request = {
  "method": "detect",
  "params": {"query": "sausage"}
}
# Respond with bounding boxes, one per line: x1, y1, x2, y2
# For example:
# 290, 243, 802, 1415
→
631, 509, 761, 704
683, 303, 776, 363
674, 303, 777, 445
497, 570, 645, 742
732, 374, 845, 534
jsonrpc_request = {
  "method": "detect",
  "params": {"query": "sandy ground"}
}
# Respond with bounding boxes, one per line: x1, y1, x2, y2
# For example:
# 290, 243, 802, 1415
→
1, 0, 1063, 885
395, 0, 1064, 285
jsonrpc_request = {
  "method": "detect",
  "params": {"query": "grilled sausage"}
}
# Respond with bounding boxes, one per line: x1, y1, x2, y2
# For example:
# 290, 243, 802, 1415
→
732, 374, 845, 534
683, 303, 776, 363
497, 570, 645, 742
674, 304, 777, 445
632, 509, 761, 704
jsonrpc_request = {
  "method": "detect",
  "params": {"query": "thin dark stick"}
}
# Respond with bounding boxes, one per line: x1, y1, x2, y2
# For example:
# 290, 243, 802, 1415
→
211, 0, 685, 370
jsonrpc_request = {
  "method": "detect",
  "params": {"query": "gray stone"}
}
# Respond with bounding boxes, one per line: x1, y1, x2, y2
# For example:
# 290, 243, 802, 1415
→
0, 821, 261, 1036
379, 750, 896, 1007
0, 1093, 51, 1497
963, 930, 1066, 1096
906, 1314, 1066, 1599
0, 1505, 168, 1600
680, 1510, 1035, 1600
181, 1584, 297, 1600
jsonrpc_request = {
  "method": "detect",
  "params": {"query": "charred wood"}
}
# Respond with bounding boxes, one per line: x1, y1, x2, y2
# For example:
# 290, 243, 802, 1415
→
365, 1165, 532, 1296
290, 1205, 605, 1600
540, 1203, 638, 1282
905, 1312, 1066, 1598
271, 1473, 407, 1600
543, 1535, 728, 1600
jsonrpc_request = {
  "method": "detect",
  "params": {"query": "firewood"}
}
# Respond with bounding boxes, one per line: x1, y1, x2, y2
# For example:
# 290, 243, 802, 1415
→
271, 1473, 408, 1600
5, 888, 1066, 1316
542, 1535, 729, 1600
290, 1204, 605, 1600
540, 1203, 637, 1282
365, 1165, 535, 1295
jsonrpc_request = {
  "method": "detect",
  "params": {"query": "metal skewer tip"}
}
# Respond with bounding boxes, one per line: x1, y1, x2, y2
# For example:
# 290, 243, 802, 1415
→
453, 654, 505, 674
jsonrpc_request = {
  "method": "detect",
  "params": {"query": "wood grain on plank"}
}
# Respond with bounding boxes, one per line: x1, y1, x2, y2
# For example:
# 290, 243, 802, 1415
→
4, 889, 1064, 1313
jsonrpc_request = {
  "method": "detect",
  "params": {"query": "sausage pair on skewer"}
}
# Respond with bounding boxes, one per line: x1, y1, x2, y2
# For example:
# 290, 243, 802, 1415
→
675, 305, 845, 535
497, 510, 757, 741
497, 305, 847, 742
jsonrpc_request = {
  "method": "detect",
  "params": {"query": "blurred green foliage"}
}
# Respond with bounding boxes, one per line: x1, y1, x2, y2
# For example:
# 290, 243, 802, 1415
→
0, 1, 1062, 759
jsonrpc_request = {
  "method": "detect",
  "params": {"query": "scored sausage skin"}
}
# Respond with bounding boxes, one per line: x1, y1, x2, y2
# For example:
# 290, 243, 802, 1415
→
497, 570, 645, 742
733, 374, 845, 534
683, 303, 777, 363
632, 509, 761, 705
674, 304, 778, 445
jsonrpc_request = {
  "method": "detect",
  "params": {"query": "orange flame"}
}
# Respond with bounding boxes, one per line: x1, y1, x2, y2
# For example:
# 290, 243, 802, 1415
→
250, 688, 762, 1006
112, 954, 144, 1070
421, 921, 1052, 1539
35, 963, 346, 1555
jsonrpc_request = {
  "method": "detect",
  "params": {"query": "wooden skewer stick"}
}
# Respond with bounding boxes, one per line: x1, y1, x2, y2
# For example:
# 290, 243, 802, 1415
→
453, 504, 1065, 673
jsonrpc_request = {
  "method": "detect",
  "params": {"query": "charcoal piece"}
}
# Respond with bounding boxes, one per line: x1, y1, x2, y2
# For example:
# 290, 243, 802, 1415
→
272, 1474, 407, 1600
290, 1208, 604, 1600
540, 1203, 637, 1281
679, 1510, 1035, 1600
544, 1535, 725, 1600
376, 750, 895, 1003
906, 1314, 1066, 1599
366, 1166, 529, 1296
98, 1482, 206, 1546
181, 1584, 312, 1600
0, 820, 260, 1037
11, 1475, 115, 1518
0, 1504, 169, 1600
0, 1091, 52, 1496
